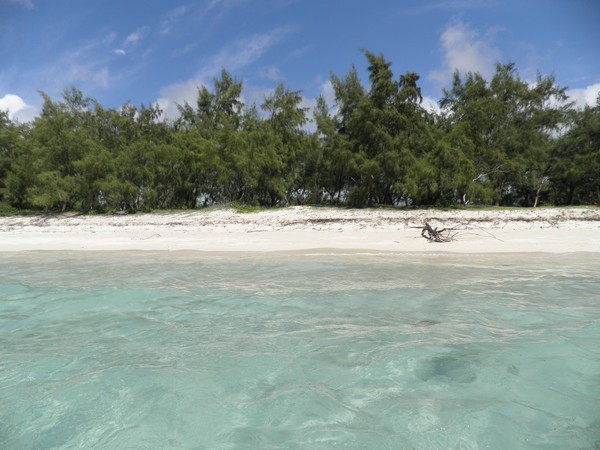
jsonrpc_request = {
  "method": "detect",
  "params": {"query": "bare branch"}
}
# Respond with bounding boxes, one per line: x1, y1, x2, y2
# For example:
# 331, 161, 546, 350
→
420, 221, 459, 242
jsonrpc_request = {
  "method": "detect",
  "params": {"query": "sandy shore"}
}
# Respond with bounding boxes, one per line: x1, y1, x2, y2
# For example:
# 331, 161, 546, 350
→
1, 207, 599, 253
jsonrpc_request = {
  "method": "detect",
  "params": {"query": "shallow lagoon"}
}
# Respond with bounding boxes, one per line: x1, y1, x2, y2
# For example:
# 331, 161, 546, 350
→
1, 252, 599, 449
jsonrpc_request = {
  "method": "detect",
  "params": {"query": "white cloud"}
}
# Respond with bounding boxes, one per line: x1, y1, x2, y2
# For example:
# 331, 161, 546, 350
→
155, 78, 209, 121
114, 49, 126, 56
125, 27, 149, 46
320, 80, 335, 108
567, 83, 600, 109
429, 20, 501, 86
0, 94, 37, 122
421, 96, 441, 115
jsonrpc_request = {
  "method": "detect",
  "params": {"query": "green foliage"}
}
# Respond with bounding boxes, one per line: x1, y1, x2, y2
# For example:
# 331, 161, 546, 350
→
0, 201, 31, 216
230, 202, 266, 214
439, 63, 570, 206
0, 53, 593, 213
550, 96, 600, 205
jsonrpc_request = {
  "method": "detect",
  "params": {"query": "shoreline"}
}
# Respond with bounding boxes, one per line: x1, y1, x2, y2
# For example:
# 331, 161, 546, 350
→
1, 206, 599, 254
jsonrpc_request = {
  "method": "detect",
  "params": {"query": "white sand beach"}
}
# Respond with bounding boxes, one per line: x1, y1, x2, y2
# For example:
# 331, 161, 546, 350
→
1, 207, 599, 253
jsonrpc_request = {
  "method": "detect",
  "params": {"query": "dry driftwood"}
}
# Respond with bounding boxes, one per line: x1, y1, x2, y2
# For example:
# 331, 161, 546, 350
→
421, 221, 459, 243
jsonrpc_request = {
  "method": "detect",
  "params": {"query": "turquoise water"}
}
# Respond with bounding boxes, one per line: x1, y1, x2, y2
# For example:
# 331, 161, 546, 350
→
1, 252, 599, 449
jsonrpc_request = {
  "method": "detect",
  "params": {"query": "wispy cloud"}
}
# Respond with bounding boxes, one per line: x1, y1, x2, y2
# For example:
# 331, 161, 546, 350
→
31, 32, 119, 95
199, 26, 292, 78
286, 45, 313, 62
429, 20, 501, 86
206, 0, 250, 14
161, 5, 189, 35
4, 0, 34, 10
63, 31, 116, 60
125, 26, 149, 47
93, 67, 109, 89
402, 0, 497, 16
156, 26, 292, 120
66, 64, 110, 89
259, 66, 282, 82
114, 49, 126, 56
172, 43, 198, 58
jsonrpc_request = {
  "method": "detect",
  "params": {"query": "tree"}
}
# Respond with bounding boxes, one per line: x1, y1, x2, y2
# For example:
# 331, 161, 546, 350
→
330, 51, 430, 206
551, 95, 600, 204
177, 69, 244, 137
314, 95, 355, 204
440, 63, 570, 206
0, 110, 18, 202
261, 82, 311, 205
22, 88, 107, 211
2, 54, 592, 213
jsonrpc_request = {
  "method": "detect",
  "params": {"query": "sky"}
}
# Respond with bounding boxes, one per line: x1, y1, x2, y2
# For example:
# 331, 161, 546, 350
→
1, 0, 599, 123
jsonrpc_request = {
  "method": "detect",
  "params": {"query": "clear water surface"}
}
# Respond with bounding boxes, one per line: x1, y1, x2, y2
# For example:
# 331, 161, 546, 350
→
0, 252, 599, 449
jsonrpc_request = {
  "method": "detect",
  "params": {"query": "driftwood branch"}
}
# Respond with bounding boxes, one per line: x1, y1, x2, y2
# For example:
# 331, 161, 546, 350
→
420, 222, 459, 243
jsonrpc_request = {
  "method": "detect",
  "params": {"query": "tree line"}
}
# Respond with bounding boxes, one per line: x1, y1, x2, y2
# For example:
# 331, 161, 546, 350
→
0, 51, 598, 213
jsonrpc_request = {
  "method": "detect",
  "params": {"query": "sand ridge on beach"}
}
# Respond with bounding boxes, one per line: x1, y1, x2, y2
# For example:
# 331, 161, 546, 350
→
1, 207, 599, 253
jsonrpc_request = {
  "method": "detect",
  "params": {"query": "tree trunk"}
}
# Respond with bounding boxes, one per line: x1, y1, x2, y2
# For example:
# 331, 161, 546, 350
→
533, 177, 547, 208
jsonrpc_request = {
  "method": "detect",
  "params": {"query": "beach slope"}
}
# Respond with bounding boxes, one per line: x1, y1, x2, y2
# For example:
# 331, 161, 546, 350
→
1, 207, 599, 253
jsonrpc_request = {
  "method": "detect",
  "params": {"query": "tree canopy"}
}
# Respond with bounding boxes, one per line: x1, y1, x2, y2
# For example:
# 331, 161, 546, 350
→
0, 53, 597, 213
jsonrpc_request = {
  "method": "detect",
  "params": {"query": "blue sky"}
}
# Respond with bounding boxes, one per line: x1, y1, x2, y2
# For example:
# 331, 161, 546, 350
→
1, 0, 599, 123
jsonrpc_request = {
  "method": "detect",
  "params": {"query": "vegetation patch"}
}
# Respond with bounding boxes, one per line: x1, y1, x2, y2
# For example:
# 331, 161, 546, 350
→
1, 52, 598, 214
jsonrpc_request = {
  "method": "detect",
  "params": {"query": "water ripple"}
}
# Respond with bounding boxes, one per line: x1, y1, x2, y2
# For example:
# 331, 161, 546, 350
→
1, 253, 599, 448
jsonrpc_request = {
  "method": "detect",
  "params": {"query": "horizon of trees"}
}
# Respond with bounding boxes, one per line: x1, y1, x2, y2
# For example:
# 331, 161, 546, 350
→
0, 50, 598, 213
